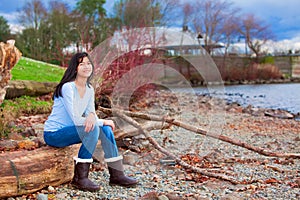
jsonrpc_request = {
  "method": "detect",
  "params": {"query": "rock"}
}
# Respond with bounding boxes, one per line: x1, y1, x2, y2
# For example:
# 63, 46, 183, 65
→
296, 178, 300, 186
148, 165, 157, 172
294, 137, 300, 141
55, 193, 68, 199
47, 186, 55, 192
36, 193, 48, 200
140, 191, 159, 200
165, 193, 182, 200
158, 195, 169, 200
264, 109, 294, 119
159, 157, 176, 166
0, 139, 18, 150
20, 127, 36, 138
123, 151, 139, 165
8, 132, 24, 140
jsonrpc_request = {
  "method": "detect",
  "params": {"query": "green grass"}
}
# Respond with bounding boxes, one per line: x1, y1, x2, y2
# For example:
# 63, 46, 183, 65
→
11, 57, 65, 82
1, 57, 62, 138
0, 96, 53, 138
2, 96, 53, 115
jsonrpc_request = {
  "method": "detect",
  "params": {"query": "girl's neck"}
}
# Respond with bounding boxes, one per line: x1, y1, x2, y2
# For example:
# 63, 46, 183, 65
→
74, 77, 87, 87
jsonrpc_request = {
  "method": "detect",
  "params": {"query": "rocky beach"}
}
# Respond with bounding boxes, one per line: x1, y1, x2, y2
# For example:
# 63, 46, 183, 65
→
3, 90, 300, 200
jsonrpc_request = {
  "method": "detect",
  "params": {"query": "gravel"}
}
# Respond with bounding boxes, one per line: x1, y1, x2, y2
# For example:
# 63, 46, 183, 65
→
6, 90, 300, 200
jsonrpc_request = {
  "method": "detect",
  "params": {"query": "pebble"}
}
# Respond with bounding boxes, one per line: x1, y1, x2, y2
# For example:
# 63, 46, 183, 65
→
36, 193, 48, 200
5, 91, 300, 200
158, 195, 169, 200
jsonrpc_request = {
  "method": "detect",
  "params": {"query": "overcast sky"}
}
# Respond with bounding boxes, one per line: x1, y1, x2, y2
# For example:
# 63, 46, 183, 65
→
0, 0, 300, 52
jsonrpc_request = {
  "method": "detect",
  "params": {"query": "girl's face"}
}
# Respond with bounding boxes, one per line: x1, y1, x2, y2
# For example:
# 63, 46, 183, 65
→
77, 56, 93, 79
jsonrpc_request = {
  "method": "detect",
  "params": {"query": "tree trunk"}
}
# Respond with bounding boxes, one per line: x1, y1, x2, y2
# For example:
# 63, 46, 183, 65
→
6, 80, 57, 99
0, 145, 80, 198
0, 40, 22, 104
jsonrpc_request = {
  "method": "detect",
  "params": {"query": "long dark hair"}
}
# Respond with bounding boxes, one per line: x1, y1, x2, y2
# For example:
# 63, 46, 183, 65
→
53, 52, 94, 99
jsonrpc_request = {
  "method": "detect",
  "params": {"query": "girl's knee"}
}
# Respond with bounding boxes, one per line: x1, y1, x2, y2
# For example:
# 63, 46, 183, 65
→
89, 126, 100, 138
101, 125, 113, 133
100, 125, 115, 140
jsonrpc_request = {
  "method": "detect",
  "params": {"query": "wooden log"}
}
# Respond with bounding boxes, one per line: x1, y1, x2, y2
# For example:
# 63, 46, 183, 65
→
0, 40, 22, 105
114, 120, 170, 139
5, 80, 57, 99
0, 144, 80, 198
99, 107, 300, 158
0, 118, 167, 198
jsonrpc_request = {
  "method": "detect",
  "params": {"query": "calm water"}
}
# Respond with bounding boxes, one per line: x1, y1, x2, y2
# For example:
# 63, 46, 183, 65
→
174, 83, 300, 114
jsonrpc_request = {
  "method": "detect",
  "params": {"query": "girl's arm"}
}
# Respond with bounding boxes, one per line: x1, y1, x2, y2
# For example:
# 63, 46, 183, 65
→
61, 83, 87, 126
84, 87, 104, 127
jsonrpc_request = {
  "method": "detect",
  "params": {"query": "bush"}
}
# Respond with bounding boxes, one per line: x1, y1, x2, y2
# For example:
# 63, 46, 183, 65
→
261, 56, 275, 65
249, 63, 283, 80
222, 63, 282, 81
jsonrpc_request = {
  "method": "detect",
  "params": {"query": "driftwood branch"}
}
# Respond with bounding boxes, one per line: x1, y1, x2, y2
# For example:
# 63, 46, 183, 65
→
99, 107, 300, 159
111, 109, 241, 184
114, 121, 170, 139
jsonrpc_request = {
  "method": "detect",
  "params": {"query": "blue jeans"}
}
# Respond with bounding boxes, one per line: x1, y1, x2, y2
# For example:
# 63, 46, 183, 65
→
44, 125, 119, 159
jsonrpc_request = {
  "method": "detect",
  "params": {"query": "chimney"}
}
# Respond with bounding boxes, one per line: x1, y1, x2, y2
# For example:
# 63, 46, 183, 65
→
183, 25, 188, 32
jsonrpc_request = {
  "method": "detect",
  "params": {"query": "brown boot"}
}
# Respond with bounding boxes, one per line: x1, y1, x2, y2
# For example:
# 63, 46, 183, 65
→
71, 158, 100, 192
107, 159, 138, 187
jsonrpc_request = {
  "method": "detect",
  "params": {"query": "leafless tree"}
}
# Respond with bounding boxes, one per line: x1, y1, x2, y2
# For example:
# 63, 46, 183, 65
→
182, 2, 193, 29
17, 0, 48, 60
238, 14, 274, 59
18, 0, 47, 30
222, 15, 240, 56
156, 0, 181, 27
186, 0, 239, 54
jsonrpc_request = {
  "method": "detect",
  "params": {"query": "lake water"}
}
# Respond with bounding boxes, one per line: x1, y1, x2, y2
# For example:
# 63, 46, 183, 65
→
174, 83, 300, 114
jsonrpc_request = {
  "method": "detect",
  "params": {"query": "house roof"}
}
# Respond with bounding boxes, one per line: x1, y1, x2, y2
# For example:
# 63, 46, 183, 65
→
109, 27, 223, 54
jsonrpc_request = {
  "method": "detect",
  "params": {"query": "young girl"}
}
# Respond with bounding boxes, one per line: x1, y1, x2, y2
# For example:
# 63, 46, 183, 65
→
43, 52, 138, 192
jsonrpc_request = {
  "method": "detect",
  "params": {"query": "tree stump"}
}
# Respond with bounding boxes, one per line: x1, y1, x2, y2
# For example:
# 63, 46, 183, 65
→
0, 144, 80, 198
0, 40, 22, 105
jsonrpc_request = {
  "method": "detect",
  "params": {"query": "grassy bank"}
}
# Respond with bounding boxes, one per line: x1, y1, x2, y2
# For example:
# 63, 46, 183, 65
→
11, 57, 65, 82
1, 57, 63, 138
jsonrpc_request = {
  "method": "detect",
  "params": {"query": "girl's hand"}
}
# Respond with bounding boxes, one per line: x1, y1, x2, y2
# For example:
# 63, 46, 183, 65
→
103, 119, 115, 131
84, 112, 96, 132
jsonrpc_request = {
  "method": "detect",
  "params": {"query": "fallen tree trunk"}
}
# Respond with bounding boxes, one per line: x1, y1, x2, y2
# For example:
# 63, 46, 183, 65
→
0, 119, 166, 198
5, 80, 57, 99
0, 145, 80, 198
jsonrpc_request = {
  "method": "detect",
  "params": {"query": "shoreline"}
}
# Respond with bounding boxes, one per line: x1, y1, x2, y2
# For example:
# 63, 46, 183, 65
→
1, 89, 300, 199
162, 80, 300, 117
169, 77, 300, 87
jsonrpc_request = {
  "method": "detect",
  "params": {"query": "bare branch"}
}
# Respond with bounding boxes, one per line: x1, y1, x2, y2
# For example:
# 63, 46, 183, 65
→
99, 107, 300, 159
111, 108, 242, 184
